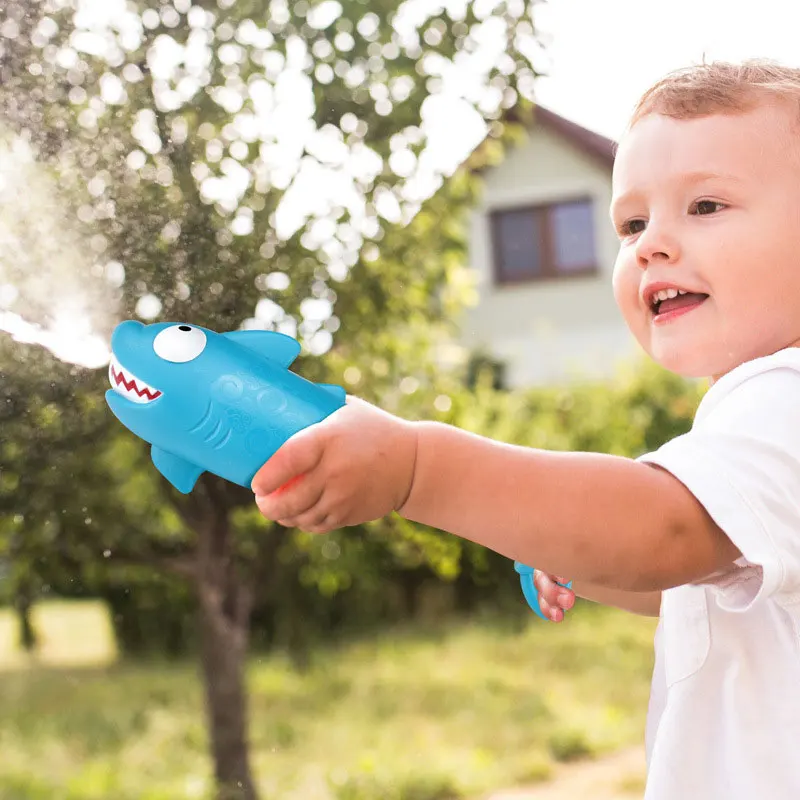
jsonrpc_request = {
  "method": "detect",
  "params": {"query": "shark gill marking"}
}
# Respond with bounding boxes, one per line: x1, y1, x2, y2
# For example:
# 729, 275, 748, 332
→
212, 429, 233, 450
204, 417, 224, 443
204, 417, 234, 450
189, 400, 232, 451
189, 400, 214, 434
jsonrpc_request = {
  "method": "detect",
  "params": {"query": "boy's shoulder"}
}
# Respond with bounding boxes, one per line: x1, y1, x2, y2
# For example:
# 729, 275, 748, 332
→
695, 346, 800, 426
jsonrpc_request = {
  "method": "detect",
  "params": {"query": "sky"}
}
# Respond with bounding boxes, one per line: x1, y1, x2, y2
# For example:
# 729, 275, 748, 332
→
5, 0, 800, 367
533, 0, 800, 141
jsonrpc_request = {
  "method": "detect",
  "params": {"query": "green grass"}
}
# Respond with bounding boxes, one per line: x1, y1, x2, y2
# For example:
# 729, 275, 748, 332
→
0, 600, 657, 799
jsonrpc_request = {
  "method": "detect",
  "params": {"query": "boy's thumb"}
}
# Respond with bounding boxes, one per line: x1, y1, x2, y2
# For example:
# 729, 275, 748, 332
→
251, 425, 324, 495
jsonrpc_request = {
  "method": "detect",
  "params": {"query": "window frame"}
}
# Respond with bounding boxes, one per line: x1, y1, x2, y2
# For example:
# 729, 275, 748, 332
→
488, 195, 600, 286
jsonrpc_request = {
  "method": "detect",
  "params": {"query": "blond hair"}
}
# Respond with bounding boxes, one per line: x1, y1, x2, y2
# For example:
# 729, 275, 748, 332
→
627, 58, 800, 131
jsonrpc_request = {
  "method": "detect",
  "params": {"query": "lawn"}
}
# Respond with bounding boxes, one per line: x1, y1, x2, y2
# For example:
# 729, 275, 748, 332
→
0, 599, 657, 800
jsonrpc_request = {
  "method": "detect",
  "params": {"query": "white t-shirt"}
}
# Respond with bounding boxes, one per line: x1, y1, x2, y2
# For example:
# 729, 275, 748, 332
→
637, 347, 800, 799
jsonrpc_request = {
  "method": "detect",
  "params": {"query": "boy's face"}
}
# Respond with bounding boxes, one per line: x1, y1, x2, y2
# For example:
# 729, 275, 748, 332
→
610, 102, 800, 381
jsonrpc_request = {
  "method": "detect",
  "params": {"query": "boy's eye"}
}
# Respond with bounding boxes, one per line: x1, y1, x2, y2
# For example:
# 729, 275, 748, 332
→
618, 219, 646, 236
618, 200, 727, 236
693, 200, 724, 215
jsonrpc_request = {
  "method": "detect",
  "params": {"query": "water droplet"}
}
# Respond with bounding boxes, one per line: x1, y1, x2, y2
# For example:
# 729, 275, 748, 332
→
136, 293, 162, 320
1, 19, 20, 40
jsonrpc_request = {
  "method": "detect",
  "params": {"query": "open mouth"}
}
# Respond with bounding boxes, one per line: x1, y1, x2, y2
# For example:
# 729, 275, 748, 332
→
649, 289, 709, 317
108, 354, 162, 404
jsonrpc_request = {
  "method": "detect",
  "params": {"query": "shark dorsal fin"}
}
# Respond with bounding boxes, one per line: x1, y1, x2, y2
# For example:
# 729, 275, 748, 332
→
223, 330, 301, 369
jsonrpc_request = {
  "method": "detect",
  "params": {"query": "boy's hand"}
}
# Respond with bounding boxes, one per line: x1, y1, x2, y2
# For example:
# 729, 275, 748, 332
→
533, 570, 575, 622
251, 396, 418, 533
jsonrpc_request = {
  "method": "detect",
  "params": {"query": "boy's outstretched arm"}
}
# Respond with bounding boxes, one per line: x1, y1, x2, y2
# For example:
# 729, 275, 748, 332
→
572, 581, 662, 616
251, 398, 740, 594
398, 421, 739, 593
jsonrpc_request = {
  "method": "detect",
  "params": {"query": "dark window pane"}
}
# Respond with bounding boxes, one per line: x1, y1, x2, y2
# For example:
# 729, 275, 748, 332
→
494, 209, 541, 279
551, 199, 596, 272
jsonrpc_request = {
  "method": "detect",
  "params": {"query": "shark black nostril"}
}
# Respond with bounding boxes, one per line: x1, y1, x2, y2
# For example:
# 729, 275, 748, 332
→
179, 325, 191, 332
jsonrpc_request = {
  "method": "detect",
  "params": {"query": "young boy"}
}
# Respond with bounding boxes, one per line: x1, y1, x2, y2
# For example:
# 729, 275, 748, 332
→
252, 60, 800, 798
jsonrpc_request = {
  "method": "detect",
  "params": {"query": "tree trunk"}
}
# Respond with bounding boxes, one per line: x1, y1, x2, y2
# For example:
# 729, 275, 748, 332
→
15, 581, 37, 652
193, 484, 259, 800
398, 568, 426, 618
197, 585, 257, 800
454, 563, 478, 614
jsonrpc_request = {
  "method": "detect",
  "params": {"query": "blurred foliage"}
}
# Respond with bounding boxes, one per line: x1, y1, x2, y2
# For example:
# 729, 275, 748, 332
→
0, 339, 111, 600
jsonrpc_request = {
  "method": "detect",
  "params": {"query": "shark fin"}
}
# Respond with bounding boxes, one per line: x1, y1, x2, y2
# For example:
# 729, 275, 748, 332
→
317, 383, 346, 404
223, 330, 301, 368
151, 445, 204, 494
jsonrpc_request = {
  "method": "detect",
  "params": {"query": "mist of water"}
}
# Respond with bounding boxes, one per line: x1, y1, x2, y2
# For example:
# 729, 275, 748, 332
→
0, 135, 115, 368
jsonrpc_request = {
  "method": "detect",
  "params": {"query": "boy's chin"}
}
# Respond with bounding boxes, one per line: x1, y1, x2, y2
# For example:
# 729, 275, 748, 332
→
647, 343, 719, 381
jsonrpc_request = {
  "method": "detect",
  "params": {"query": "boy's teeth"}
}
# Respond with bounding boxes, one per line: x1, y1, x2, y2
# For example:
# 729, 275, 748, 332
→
653, 288, 686, 302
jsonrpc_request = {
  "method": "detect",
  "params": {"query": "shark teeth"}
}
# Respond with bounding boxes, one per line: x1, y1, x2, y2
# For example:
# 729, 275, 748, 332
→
108, 354, 163, 404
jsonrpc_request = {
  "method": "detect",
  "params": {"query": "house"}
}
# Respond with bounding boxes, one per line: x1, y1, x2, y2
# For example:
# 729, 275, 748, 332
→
456, 105, 645, 388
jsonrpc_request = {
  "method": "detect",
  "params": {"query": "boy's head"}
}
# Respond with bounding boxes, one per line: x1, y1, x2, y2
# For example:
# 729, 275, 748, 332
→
610, 59, 800, 382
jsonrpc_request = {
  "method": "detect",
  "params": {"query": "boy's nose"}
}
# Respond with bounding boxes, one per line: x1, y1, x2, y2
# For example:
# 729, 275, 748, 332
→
634, 221, 680, 268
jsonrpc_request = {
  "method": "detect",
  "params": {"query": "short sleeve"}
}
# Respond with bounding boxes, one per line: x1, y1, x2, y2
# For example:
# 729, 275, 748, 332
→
637, 365, 800, 612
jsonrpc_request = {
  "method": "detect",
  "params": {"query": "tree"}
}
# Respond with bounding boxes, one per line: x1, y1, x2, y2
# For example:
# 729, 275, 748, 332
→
0, 1, 549, 796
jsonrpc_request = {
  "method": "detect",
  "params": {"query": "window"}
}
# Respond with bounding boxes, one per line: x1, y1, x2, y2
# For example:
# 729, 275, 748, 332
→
489, 197, 598, 284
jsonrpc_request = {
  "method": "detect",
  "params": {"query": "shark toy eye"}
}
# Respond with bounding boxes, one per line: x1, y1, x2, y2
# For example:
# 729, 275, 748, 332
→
153, 325, 207, 363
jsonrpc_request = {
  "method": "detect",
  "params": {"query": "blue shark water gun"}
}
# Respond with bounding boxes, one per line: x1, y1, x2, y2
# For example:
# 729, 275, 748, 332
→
514, 562, 572, 620
105, 320, 346, 494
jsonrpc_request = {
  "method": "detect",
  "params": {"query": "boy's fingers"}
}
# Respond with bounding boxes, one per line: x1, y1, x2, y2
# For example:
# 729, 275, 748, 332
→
558, 589, 575, 610
255, 478, 325, 523
532, 569, 548, 590
533, 570, 560, 605
534, 570, 574, 613
537, 594, 563, 622
251, 427, 324, 496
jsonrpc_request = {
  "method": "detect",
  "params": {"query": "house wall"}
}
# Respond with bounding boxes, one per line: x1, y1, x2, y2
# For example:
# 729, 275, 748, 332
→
457, 124, 645, 387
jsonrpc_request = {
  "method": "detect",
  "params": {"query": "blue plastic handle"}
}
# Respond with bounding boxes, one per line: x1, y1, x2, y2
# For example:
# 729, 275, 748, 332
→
514, 561, 572, 621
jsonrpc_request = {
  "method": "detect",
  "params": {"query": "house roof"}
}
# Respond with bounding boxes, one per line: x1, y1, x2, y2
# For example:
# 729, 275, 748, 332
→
527, 104, 617, 169
472, 103, 618, 173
